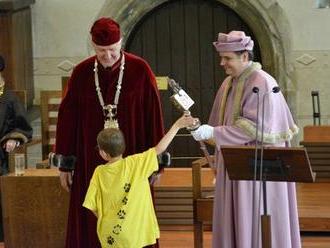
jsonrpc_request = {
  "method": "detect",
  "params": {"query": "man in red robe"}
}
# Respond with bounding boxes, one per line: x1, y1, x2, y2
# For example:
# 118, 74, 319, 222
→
56, 17, 164, 248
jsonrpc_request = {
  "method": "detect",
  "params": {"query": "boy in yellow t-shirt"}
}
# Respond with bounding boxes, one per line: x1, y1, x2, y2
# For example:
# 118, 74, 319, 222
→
83, 114, 197, 248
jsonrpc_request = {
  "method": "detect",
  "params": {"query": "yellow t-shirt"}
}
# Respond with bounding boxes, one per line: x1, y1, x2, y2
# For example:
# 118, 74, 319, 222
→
83, 148, 159, 248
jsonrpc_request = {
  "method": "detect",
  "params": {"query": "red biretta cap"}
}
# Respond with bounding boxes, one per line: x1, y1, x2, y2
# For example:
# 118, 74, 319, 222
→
90, 17, 121, 46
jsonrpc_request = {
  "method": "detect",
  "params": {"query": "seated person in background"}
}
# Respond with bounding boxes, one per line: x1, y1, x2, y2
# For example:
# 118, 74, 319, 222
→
83, 114, 197, 248
0, 55, 33, 175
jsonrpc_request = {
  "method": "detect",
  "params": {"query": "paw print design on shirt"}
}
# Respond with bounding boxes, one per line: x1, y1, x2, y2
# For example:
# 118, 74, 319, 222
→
122, 196, 128, 205
107, 235, 115, 246
124, 183, 131, 193
112, 224, 122, 235
117, 209, 126, 219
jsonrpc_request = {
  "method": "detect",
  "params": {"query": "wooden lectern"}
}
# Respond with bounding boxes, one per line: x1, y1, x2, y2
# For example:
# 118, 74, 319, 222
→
221, 146, 315, 248
0, 168, 69, 248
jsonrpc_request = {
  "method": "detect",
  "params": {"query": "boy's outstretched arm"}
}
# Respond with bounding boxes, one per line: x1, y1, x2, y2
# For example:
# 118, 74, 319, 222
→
155, 114, 197, 155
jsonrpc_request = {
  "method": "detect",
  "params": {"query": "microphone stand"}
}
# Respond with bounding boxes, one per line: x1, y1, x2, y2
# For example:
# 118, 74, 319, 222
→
258, 86, 280, 248
251, 87, 260, 248
259, 89, 271, 248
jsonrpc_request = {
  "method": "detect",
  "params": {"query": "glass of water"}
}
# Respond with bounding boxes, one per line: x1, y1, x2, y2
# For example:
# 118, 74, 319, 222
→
14, 154, 25, 176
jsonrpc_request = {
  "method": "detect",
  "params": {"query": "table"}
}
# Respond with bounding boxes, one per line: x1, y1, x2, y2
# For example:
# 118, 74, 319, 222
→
0, 168, 69, 248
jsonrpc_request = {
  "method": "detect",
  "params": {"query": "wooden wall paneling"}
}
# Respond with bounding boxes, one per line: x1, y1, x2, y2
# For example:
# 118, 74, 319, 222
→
199, 0, 216, 124
212, 2, 227, 90
155, 3, 172, 129
173, 0, 201, 166
0, 13, 13, 86
141, 14, 157, 71
0, 1, 34, 106
168, 1, 199, 166
168, 0, 185, 91
128, 27, 143, 59
184, 0, 201, 117
155, 4, 188, 165
167, 0, 185, 91
168, 0, 185, 122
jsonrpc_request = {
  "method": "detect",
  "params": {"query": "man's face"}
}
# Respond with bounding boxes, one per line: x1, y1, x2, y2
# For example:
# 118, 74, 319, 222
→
93, 40, 122, 68
219, 51, 249, 77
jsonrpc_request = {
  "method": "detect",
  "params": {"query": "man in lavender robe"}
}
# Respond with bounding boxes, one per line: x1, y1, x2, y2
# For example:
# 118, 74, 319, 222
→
191, 31, 301, 248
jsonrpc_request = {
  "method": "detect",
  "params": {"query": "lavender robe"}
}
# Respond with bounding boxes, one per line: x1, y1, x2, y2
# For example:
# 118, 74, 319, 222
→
209, 65, 301, 248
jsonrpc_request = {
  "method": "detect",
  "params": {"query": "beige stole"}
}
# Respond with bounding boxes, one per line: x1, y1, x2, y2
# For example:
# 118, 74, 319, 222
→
206, 62, 261, 146
218, 62, 261, 125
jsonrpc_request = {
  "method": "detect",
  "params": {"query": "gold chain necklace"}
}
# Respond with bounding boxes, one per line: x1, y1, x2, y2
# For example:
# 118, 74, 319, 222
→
94, 53, 125, 129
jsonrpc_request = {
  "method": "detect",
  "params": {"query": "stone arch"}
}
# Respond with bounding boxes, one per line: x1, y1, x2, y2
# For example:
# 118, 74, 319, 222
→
96, 0, 295, 109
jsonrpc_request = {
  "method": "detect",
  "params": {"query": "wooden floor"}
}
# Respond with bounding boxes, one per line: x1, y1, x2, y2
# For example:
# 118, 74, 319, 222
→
155, 168, 330, 232
0, 233, 329, 248
154, 168, 330, 247
158, 231, 330, 247
0, 232, 328, 248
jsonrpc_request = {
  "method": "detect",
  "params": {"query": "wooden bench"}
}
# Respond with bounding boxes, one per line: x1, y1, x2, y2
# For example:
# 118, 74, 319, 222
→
300, 125, 330, 180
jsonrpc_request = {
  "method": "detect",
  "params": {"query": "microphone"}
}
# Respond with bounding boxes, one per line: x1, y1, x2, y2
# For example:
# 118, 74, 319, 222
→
272, 86, 280, 93
252, 86, 280, 94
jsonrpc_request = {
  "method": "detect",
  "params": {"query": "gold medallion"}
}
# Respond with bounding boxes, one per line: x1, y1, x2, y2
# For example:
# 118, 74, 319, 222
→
104, 104, 119, 129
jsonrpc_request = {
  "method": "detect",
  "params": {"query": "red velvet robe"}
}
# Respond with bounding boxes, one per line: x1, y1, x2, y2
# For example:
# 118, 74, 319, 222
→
55, 52, 164, 248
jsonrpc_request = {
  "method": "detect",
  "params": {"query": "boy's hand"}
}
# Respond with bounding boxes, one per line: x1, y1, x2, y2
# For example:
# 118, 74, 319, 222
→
175, 114, 198, 129
60, 171, 73, 192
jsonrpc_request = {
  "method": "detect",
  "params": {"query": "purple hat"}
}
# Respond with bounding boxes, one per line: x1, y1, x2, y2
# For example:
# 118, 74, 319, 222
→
213, 31, 254, 52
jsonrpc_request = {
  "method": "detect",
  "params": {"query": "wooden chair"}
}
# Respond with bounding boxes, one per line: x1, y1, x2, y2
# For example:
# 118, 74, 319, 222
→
192, 156, 215, 248
40, 90, 62, 159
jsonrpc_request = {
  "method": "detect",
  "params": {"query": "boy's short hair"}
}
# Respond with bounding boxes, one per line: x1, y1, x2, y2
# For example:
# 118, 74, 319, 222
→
97, 128, 126, 157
